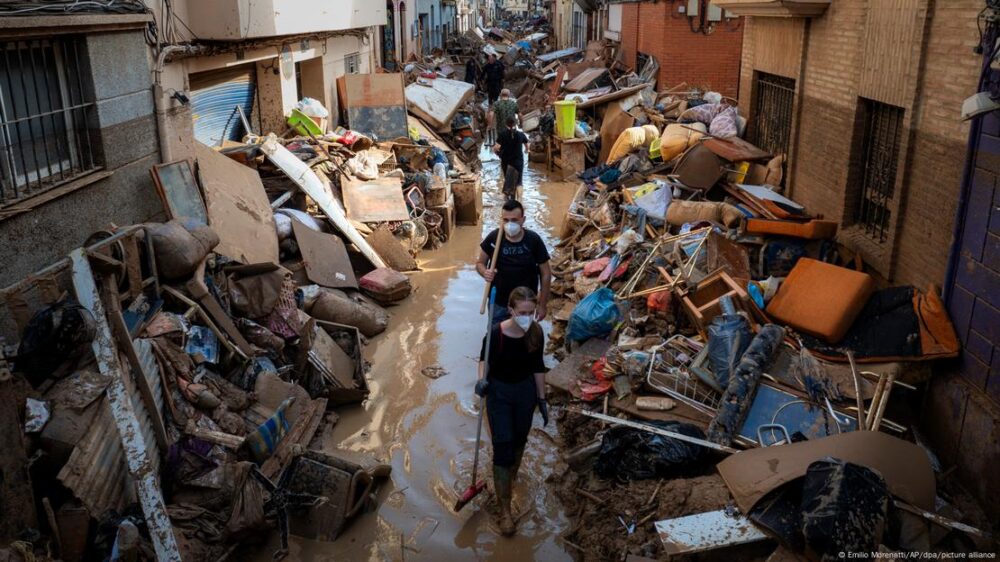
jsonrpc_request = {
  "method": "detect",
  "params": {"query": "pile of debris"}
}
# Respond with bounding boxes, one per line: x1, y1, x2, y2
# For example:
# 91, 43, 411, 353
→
540, 78, 998, 559
0, 79, 484, 561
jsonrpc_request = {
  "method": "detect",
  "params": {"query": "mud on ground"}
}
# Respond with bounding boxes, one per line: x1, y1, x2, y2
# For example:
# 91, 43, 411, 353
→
549, 407, 773, 562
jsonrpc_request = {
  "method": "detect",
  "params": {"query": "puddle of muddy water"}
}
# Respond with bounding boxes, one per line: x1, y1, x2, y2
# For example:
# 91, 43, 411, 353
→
248, 145, 580, 561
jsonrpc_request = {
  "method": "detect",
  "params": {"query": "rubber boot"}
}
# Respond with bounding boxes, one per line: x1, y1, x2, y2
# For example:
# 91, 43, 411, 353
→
493, 465, 516, 536
510, 445, 526, 482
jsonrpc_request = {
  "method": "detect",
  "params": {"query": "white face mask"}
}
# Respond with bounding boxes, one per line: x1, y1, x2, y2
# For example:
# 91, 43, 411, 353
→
513, 314, 533, 331
503, 221, 522, 237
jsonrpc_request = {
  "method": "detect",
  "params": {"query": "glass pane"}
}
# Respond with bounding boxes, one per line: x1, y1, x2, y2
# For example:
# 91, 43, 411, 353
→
0, 42, 72, 190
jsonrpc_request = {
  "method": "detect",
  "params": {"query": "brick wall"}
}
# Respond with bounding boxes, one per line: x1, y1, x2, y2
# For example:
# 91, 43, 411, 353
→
620, 2, 743, 99
739, 1, 999, 520
739, 0, 980, 288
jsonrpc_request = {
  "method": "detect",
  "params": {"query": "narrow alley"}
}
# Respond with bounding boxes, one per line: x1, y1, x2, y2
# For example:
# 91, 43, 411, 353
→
255, 152, 578, 561
1, 1, 1000, 562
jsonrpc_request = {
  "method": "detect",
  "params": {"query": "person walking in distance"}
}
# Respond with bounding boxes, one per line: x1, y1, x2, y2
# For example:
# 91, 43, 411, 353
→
483, 53, 505, 143
493, 117, 529, 200
474, 287, 549, 536
476, 199, 551, 325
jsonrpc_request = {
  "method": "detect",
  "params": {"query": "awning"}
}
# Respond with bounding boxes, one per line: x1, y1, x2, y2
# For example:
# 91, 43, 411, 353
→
574, 0, 598, 13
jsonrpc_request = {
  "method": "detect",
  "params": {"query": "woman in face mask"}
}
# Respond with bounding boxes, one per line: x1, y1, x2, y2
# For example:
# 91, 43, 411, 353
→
474, 286, 549, 536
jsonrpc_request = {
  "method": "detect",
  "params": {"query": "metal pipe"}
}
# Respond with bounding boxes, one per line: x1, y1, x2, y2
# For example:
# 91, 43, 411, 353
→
152, 44, 206, 163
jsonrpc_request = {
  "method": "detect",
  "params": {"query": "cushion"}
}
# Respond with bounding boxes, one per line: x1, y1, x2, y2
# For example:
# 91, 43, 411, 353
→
745, 218, 839, 240
766, 258, 875, 343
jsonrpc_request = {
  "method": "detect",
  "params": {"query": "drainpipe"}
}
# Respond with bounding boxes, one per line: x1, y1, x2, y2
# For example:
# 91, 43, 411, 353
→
152, 44, 207, 163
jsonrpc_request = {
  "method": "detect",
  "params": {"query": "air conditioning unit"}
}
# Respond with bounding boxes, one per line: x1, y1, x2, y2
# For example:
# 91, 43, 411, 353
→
707, 3, 723, 21
687, 0, 699, 16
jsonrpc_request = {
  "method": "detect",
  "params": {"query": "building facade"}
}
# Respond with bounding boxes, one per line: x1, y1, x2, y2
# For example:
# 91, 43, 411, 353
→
618, 0, 744, 97
721, 0, 998, 518
384, 0, 419, 69
0, 12, 163, 287
148, 0, 382, 162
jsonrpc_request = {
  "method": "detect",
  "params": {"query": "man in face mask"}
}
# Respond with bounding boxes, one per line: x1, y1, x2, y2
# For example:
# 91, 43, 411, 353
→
476, 199, 552, 324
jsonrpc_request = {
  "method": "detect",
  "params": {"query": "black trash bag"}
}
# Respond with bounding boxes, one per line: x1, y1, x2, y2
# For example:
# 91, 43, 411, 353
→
15, 299, 96, 387
706, 313, 752, 389
801, 458, 889, 561
594, 421, 707, 481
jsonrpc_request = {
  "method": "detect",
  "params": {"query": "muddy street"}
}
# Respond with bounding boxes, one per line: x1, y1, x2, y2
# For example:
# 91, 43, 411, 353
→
250, 150, 578, 561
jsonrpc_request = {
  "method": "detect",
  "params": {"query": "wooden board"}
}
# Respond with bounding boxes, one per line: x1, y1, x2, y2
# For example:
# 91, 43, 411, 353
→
342, 177, 409, 223
260, 137, 387, 269
366, 226, 418, 272
195, 142, 280, 265
291, 219, 358, 289
342, 73, 409, 140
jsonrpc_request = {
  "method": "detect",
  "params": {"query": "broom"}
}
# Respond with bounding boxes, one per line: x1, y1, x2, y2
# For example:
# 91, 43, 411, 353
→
455, 288, 497, 512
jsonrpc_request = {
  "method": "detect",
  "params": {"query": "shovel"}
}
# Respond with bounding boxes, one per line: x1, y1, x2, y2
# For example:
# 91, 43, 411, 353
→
454, 288, 497, 512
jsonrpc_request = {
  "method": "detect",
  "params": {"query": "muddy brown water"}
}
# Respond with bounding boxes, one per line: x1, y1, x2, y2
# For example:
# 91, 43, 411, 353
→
250, 148, 579, 561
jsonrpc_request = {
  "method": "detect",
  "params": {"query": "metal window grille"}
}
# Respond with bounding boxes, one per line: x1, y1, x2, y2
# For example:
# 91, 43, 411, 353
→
0, 38, 97, 208
748, 71, 795, 159
345, 52, 360, 75
854, 98, 905, 243
572, 11, 584, 50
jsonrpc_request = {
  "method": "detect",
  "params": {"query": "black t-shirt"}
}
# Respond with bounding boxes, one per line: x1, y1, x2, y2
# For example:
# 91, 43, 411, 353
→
497, 129, 528, 168
479, 325, 546, 384
483, 61, 505, 86
480, 229, 550, 308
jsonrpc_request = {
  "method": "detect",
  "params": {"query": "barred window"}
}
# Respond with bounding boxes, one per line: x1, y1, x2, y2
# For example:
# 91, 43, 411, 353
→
852, 98, 905, 243
0, 38, 98, 208
345, 52, 360, 75
748, 71, 795, 161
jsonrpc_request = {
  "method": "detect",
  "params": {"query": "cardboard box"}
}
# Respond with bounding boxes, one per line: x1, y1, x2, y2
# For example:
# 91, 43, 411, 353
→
429, 193, 456, 241
453, 176, 481, 225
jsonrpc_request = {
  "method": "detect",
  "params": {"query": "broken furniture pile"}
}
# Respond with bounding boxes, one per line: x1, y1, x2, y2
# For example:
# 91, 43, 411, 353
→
541, 85, 992, 559
0, 92, 489, 559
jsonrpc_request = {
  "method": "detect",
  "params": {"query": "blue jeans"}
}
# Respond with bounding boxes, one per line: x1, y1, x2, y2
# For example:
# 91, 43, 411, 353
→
491, 305, 510, 325
485, 376, 537, 467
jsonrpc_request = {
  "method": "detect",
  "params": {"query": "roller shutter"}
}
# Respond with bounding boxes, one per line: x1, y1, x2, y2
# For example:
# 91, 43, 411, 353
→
190, 65, 256, 146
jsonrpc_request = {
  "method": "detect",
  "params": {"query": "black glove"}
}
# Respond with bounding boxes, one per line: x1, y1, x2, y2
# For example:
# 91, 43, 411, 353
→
537, 398, 550, 426
475, 378, 490, 398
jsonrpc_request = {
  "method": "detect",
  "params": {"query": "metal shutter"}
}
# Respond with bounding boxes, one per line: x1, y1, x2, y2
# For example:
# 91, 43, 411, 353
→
190, 65, 256, 146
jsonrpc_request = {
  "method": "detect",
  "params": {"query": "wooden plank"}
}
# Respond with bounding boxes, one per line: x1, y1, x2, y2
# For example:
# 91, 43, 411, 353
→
70, 250, 181, 562
291, 220, 359, 289
859, 0, 928, 108
195, 142, 280, 265
343, 73, 409, 139
343, 176, 410, 223
0, 363, 37, 541
749, 18, 805, 80
260, 137, 387, 269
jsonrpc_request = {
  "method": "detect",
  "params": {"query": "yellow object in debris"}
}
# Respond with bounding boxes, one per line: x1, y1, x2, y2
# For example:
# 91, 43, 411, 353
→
728, 161, 751, 184
650, 137, 662, 160
408, 125, 421, 142
288, 108, 323, 136
658, 123, 706, 162
554, 100, 577, 139
606, 126, 652, 164
630, 182, 659, 199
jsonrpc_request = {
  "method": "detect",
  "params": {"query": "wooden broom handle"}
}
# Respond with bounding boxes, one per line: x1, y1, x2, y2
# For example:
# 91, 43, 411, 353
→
480, 227, 504, 314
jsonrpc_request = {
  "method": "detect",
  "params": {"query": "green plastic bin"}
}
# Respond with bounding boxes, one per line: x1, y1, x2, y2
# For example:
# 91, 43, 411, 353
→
554, 100, 577, 139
